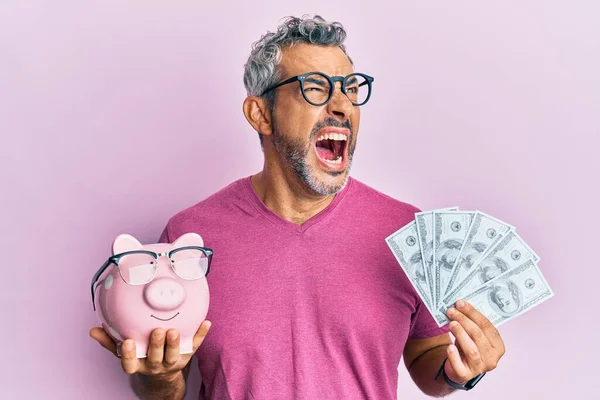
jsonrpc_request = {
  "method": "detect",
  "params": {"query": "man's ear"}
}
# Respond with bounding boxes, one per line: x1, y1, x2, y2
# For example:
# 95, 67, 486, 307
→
243, 96, 273, 137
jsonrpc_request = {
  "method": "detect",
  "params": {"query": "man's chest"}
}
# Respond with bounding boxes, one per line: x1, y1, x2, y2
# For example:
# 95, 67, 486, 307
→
200, 236, 418, 353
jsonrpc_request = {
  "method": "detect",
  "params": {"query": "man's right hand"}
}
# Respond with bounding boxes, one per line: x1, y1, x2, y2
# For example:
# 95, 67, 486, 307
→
89, 320, 211, 378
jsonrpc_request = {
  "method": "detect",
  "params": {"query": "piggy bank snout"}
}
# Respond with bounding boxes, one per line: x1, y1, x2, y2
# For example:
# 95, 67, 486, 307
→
144, 277, 186, 311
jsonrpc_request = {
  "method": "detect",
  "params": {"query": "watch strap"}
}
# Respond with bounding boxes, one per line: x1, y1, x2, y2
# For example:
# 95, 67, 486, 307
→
434, 357, 486, 391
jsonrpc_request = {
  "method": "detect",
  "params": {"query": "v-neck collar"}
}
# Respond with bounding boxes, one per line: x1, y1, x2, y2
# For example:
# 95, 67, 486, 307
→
241, 175, 353, 234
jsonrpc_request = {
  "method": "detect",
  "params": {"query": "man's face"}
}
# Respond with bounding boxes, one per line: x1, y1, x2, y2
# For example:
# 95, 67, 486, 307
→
269, 43, 360, 195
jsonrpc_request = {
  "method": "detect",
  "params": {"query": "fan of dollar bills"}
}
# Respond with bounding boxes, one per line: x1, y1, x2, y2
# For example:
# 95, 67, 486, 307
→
385, 208, 554, 328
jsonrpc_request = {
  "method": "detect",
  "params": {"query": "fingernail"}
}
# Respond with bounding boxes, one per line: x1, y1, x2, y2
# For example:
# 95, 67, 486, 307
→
169, 331, 179, 340
448, 307, 456, 315
450, 321, 459, 329
448, 344, 457, 353
456, 300, 465, 308
123, 341, 132, 350
155, 332, 164, 340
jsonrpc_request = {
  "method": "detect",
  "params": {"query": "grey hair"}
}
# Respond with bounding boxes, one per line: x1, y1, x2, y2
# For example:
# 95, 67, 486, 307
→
243, 15, 354, 143
244, 15, 353, 98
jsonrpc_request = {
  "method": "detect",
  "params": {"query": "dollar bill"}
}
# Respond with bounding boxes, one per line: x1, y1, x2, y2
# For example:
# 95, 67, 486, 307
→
433, 211, 475, 307
386, 221, 434, 312
434, 306, 450, 327
443, 212, 514, 299
415, 207, 458, 306
439, 259, 553, 327
442, 231, 540, 305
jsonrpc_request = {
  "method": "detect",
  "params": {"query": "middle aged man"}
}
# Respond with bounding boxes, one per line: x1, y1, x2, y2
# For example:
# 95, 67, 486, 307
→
91, 15, 506, 400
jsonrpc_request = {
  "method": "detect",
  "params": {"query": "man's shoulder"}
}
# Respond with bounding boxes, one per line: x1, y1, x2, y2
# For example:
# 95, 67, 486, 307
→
344, 178, 422, 235
166, 177, 249, 228
348, 177, 421, 215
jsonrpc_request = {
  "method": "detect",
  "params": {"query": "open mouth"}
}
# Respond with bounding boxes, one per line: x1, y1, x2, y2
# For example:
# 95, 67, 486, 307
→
314, 130, 349, 170
150, 312, 180, 321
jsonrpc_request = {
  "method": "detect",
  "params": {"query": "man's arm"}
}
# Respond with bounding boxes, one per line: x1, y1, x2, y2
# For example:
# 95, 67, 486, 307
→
404, 333, 457, 397
130, 359, 192, 400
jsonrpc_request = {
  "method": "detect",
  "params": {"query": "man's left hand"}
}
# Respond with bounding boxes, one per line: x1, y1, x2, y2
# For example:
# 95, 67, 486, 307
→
444, 299, 506, 385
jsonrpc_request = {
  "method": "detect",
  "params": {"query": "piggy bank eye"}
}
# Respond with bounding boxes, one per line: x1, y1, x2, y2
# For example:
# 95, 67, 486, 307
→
171, 249, 209, 280
117, 253, 157, 285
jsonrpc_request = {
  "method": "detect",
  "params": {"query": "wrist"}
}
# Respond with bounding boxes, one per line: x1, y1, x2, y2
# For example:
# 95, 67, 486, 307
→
131, 370, 186, 400
435, 357, 486, 391
134, 369, 184, 389
443, 359, 468, 386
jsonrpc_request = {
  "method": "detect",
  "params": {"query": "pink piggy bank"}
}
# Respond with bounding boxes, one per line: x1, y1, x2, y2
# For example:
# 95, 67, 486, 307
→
91, 232, 212, 358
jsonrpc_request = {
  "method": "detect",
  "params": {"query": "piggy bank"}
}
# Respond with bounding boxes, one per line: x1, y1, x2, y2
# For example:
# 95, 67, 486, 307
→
91, 232, 212, 358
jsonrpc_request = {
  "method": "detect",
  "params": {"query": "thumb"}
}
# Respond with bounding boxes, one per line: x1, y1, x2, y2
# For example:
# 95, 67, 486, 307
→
192, 320, 212, 352
90, 326, 118, 356
445, 344, 469, 383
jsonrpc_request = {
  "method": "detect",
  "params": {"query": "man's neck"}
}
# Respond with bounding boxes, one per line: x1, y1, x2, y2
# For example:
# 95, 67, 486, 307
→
250, 169, 335, 225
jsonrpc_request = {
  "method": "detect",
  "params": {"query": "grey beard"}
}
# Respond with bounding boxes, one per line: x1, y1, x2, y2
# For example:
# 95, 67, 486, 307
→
271, 117, 355, 196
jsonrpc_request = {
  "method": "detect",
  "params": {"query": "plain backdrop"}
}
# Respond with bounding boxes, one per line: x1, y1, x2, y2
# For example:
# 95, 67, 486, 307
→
1, 1, 599, 399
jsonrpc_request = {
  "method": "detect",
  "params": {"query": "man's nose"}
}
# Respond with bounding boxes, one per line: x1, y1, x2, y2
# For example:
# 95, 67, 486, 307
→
325, 84, 354, 120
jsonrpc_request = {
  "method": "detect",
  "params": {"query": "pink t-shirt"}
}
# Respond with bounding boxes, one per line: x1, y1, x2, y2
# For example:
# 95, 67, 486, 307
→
158, 177, 449, 400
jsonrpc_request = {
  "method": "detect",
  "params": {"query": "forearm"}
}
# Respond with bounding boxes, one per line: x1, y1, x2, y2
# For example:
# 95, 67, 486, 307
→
130, 370, 186, 400
407, 344, 456, 398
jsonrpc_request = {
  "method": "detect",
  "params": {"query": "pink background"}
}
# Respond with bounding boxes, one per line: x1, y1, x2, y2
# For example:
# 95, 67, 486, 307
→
2, 1, 598, 398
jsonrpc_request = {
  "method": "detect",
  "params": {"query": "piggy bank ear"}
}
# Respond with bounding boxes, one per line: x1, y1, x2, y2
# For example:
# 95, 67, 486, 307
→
172, 232, 204, 247
112, 234, 144, 255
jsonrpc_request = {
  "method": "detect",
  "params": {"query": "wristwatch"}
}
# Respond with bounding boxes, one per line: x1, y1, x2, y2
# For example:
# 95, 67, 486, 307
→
434, 358, 486, 391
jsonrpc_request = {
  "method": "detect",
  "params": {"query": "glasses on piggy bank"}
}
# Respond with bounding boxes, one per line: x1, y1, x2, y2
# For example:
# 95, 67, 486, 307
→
92, 242, 213, 310
91, 245, 213, 311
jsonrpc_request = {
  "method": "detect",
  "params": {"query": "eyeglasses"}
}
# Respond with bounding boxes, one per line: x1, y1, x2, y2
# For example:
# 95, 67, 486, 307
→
90, 246, 213, 310
261, 72, 375, 106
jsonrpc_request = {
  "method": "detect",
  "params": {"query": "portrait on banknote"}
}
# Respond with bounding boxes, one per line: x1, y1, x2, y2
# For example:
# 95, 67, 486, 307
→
421, 241, 433, 271
478, 256, 510, 284
435, 239, 463, 272
456, 242, 487, 271
408, 250, 427, 285
488, 279, 522, 317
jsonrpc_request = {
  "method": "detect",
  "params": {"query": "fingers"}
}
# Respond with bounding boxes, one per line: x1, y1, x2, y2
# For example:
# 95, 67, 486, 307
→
447, 300, 506, 374
447, 304, 491, 350
455, 300, 505, 353
446, 344, 469, 383
121, 339, 141, 374
163, 330, 181, 369
145, 329, 166, 373
89, 327, 117, 356
192, 320, 211, 351
448, 320, 483, 370
95, 322, 212, 377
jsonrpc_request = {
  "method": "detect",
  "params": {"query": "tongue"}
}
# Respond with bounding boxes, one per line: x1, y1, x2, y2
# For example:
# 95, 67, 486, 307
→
316, 146, 336, 161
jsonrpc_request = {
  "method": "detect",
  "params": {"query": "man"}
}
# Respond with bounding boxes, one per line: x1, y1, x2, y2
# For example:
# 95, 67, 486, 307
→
90, 15, 505, 399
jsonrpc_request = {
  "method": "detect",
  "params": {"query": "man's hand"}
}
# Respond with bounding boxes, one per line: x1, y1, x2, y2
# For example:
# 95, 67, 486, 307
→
89, 320, 211, 378
444, 300, 505, 384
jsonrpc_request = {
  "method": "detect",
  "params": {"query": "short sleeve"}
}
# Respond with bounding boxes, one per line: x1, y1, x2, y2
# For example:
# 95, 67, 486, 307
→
157, 223, 171, 244
407, 297, 450, 340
